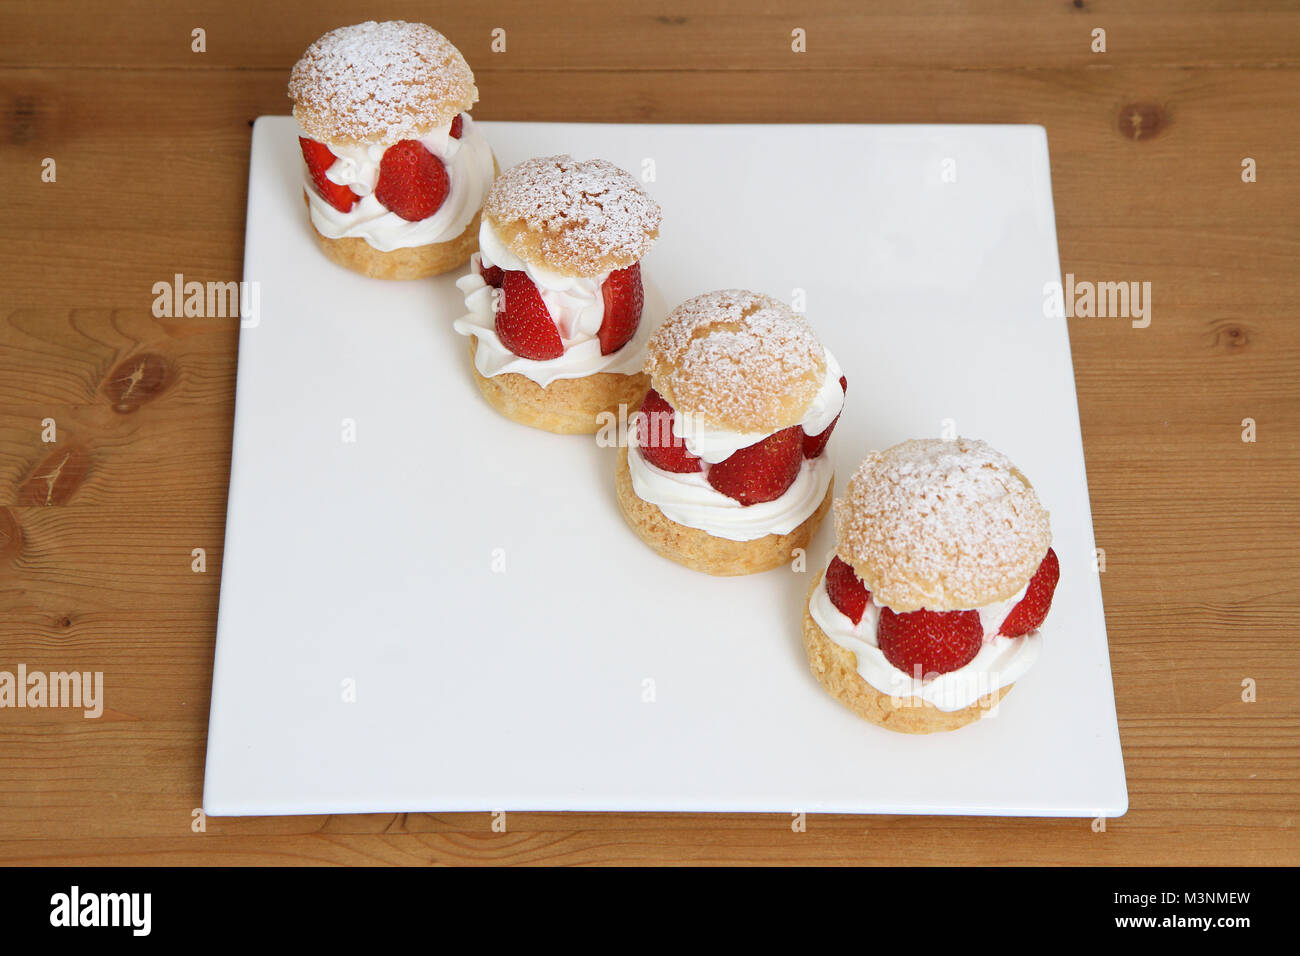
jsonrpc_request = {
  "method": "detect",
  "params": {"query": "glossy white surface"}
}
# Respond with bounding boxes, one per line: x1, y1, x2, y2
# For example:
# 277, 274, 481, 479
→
203, 117, 1127, 817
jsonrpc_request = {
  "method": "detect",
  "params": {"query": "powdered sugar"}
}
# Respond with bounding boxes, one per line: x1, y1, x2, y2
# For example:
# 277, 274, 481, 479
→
645, 290, 826, 431
483, 155, 661, 276
835, 438, 1052, 611
289, 21, 478, 146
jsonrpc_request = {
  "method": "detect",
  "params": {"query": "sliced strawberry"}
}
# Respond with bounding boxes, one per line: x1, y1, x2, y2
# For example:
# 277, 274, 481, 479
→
999, 548, 1060, 637
598, 263, 644, 355
477, 256, 504, 288
802, 375, 848, 458
877, 607, 983, 676
449, 114, 464, 139
635, 389, 702, 473
706, 427, 803, 505
495, 270, 563, 360
825, 555, 871, 625
375, 140, 449, 222
298, 137, 358, 213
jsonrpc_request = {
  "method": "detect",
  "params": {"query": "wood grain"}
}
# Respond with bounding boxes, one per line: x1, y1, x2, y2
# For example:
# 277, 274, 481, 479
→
7, 1, 1300, 70
1, 1, 1297, 866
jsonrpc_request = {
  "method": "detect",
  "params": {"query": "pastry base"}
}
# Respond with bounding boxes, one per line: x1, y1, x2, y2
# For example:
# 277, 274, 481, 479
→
468, 339, 650, 435
801, 572, 1013, 733
306, 196, 481, 280
615, 445, 832, 576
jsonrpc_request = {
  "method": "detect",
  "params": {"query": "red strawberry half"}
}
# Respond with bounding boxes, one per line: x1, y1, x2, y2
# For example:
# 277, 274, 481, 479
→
495, 271, 563, 360
825, 555, 871, 625
449, 114, 464, 139
298, 137, 358, 213
803, 375, 848, 459
477, 256, 504, 288
598, 263, 644, 355
375, 140, 449, 222
999, 548, 1060, 637
706, 427, 803, 505
635, 389, 702, 473
877, 607, 983, 677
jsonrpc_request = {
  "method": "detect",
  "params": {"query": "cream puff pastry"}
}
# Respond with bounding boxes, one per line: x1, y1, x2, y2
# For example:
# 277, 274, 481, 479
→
803, 438, 1060, 733
453, 155, 662, 433
289, 20, 497, 279
616, 290, 847, 575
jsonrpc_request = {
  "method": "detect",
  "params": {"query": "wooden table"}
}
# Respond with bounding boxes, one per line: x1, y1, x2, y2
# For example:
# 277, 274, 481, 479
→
1, 2, 1296, 866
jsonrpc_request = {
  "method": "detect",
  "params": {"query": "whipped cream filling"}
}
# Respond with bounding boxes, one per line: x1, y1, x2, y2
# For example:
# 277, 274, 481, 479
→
302, 114, 495, 253
673, 349, 845, 463
451, 219, 649, 387
808, 563, 1040, 713
628, 443, 833, 542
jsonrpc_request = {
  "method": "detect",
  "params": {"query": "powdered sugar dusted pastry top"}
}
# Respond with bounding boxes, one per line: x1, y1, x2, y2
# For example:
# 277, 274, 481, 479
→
644, 290, 826, 434
289, 21, 478, 146
483, 155, 661, 277
834, 438, 1052, 612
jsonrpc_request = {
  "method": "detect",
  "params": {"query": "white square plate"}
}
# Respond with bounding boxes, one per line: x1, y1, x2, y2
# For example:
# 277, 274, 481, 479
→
203, 117, 1127, 817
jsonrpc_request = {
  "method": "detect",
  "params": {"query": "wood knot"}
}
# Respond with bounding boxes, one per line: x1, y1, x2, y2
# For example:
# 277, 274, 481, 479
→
1118, 103, 1165, 141
1072, 0, 1086, 8
103, 352, 170, 412
0, 508, 22, 568
9, 94, 39, 145
19, 446, 89, 506
656, 15, 688, 24
1210, 320, 1250, 351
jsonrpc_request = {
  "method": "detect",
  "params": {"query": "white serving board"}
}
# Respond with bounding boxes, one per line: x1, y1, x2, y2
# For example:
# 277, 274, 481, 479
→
203, 118, 1127, 817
